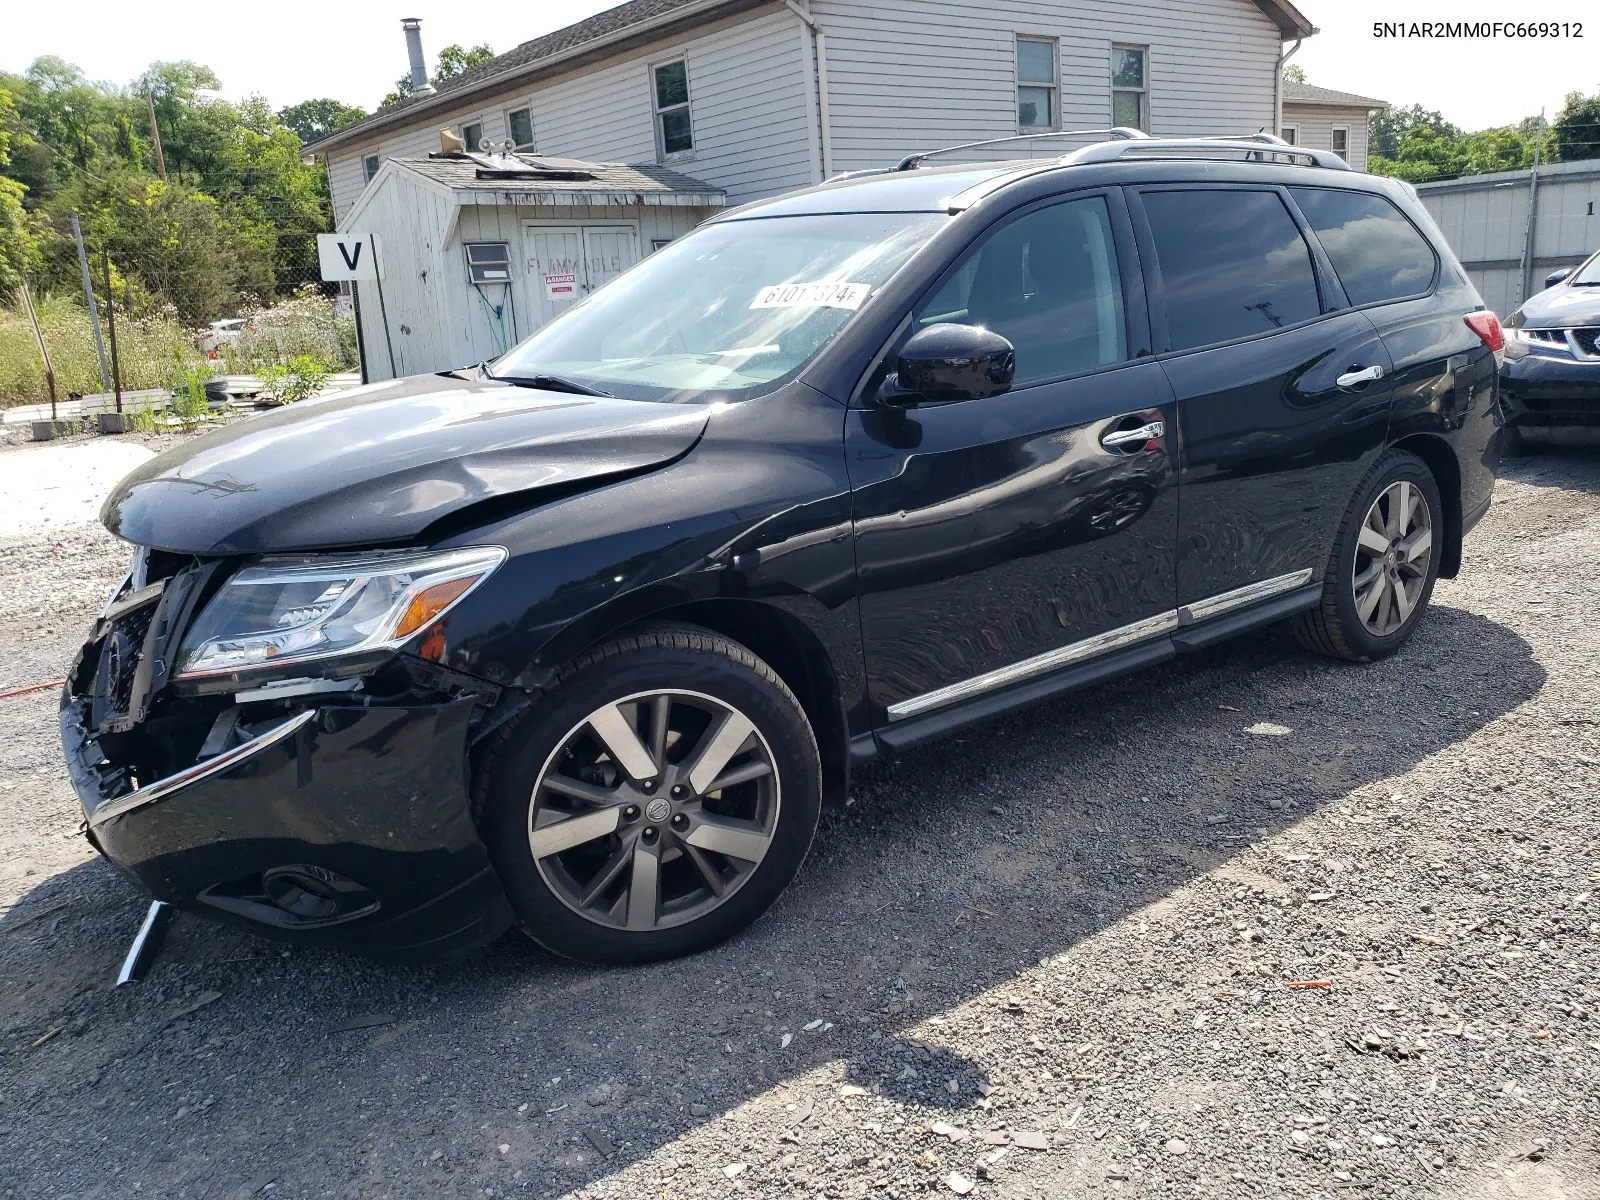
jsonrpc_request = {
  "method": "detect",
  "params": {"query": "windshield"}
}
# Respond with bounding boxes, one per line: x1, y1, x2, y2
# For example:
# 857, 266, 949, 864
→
492, 212, 946, 400
1570, 249, 1600, 286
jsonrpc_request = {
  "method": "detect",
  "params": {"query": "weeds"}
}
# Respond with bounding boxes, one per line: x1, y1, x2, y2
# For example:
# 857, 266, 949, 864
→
257, 354, 332, 406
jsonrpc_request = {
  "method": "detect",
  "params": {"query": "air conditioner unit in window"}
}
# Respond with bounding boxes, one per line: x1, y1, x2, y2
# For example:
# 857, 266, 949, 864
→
465, 242, 512, 284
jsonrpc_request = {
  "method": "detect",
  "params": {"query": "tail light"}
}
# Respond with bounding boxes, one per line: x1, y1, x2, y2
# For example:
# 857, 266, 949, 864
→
1465, 311, 1504, 354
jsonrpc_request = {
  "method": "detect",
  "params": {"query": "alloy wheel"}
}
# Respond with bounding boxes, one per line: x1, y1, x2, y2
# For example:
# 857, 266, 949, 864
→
527, 689, 781, 931
1351, 479, 1433, 637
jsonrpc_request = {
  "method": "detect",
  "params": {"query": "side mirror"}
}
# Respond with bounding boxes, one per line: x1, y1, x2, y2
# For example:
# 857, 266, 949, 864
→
1544, 267, 1573, 289
894, 323, 1015, 404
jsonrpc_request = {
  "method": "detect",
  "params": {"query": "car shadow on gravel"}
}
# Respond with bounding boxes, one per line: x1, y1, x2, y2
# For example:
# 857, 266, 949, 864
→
0, 605, 1544, 1198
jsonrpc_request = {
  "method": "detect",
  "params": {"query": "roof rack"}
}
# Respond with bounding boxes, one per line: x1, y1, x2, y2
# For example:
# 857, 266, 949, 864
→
1059, 132, 1352, 171
894, 127, 1151, 171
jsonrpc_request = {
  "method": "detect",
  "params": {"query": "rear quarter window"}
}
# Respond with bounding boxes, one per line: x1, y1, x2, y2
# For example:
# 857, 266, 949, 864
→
1139, 189, 1322, 352
1290, 188, 1438, 306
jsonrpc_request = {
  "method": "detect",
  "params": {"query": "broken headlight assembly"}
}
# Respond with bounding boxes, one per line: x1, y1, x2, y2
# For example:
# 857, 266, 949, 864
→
173, 546, 506, 679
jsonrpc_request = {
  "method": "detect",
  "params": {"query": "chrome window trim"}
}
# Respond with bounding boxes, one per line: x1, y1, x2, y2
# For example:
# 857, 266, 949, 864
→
884, 568, 1314, 722
88, 710, 317, 830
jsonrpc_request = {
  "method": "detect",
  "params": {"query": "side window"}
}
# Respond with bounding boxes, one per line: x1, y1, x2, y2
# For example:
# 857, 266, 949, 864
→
1290, 188, 1437, 305
363, 154, 380, 183
1110, 46, 1148, 131
1140, 189, 1321, 351
915, 196, 1128, 387
1017, 38, 1057, 130
652, 60, 694, 158
463, 122, 484, 152
507, 107, 535, 150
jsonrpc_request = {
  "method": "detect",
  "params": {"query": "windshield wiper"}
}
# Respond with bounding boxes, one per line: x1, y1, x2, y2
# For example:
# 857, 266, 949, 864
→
489, 366, 612, 397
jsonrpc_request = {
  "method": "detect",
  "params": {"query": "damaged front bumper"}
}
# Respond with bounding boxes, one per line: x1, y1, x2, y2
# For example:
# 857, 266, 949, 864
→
61, 689, 515, 964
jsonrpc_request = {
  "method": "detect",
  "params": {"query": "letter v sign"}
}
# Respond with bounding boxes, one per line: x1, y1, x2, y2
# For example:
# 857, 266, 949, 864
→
317, 232, 378, 281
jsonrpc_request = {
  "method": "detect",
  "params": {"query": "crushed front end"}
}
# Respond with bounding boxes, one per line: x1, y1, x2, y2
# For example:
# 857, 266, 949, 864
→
60, 547, 516, 963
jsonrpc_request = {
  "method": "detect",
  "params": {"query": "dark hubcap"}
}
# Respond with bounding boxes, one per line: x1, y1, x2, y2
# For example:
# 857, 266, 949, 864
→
528, 690, 780, 930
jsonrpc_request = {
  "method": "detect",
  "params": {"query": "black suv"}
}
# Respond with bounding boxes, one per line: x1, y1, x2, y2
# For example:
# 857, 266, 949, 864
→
61, 135, 1503, 966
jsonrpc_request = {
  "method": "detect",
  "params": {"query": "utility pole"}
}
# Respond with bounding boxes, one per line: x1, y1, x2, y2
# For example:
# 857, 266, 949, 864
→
103, 250, 124, 414
1518, 110, 1545, 306
144, 85, 167, 182
71, 213, 112, 392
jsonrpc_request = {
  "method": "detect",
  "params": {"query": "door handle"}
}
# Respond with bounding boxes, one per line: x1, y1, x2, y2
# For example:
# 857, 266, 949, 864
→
1336, 364, 1385, 389
1101, 420, 1164, 449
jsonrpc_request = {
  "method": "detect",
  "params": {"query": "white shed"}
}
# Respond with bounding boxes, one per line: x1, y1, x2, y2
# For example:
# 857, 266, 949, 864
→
341, 152, 725, 381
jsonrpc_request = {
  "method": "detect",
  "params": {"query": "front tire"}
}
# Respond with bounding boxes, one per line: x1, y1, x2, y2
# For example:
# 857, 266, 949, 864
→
475, 624, 820, 965
1294, 451, 1443, 662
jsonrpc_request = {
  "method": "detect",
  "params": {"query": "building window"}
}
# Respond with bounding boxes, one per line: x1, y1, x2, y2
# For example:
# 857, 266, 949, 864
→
463, 122, 484, 152
652, 60, 694, 158
507, 107, 535, 150
1331, 126, 1349, 159
1111, 45, 1148, 131
1280, 125, 1298, 145
1016, 37, 1057, 130
364, 154, 380, 182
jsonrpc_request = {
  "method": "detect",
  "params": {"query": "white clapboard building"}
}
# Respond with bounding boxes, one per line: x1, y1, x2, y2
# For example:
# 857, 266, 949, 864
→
309, 0, 1317, 377
332, 154, 723, 380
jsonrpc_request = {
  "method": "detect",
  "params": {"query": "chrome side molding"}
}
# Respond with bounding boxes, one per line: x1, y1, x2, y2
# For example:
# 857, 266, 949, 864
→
886, 569, 1315, 722
1177, 568, 1314, 625
116, 900, 172, 986
887, 610, 1179, 722
89, 709, 318, 830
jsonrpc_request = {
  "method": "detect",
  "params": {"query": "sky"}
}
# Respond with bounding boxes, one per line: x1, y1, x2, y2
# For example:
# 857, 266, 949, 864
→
1, 0, 1594, 131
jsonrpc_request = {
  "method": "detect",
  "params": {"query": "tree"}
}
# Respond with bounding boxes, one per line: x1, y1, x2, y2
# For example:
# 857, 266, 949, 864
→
1459, 127, 1531, 175
277, 98, 367, 144
1369, 125, 1463, 183
1282, 64, 1306, 85
1370, 104, 1463, 160
434, 43, 495, 84
382, 42, 495, 107
0, 85, 37, 294
1552, 89, 1600, 163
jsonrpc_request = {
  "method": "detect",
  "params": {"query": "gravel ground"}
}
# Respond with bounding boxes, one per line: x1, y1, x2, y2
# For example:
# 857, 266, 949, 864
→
0, 438, 1597, 1200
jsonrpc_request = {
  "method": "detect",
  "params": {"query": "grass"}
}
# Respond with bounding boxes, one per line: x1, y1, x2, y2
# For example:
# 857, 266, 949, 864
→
1, 288, 359, 409
0, 293, 206, 408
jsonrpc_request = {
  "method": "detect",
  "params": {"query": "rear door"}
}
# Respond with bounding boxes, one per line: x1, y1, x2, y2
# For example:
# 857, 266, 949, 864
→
848, 190, 1181, 727
1129, 185, 1395, 616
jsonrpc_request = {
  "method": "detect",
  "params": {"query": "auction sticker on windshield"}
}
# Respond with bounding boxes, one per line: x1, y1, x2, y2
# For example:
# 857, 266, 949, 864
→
750, 282, 871, 311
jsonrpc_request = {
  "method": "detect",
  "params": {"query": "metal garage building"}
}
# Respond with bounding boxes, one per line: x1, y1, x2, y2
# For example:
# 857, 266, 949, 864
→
1418, 158, 1600, 318
343, 150, 724, 380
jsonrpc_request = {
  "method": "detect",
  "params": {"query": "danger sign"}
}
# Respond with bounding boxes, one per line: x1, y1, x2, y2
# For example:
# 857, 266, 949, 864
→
544, 273, 579, 300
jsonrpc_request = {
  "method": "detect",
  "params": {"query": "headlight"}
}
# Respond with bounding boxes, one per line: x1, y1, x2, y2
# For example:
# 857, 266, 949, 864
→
175, 546, 506, 678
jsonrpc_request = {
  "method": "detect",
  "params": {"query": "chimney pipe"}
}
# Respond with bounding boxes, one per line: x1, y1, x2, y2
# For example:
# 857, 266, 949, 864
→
401, 18, 435, 97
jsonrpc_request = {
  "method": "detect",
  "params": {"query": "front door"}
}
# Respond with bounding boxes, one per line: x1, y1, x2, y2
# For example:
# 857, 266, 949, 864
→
1130, 185, 1395, 610
849, 192, 1180, 728
523, 225, 639, 329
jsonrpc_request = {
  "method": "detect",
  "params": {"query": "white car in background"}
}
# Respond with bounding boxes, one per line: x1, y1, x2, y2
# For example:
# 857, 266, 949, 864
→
202, 318, 250, 356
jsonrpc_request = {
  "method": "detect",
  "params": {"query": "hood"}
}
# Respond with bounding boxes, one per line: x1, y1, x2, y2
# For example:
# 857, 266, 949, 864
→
102, 373, 709, 554
1516, 282, 1600, 329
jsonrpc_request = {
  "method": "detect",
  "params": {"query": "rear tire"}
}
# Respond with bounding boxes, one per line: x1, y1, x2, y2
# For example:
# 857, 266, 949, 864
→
475, 624, 820, 965
1294, 451, 1442, 663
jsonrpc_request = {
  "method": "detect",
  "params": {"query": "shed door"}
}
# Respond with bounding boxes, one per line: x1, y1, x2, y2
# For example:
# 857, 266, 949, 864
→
524, 227, 585, 327
522, 224, 639, 329
580, 226, 637, 295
